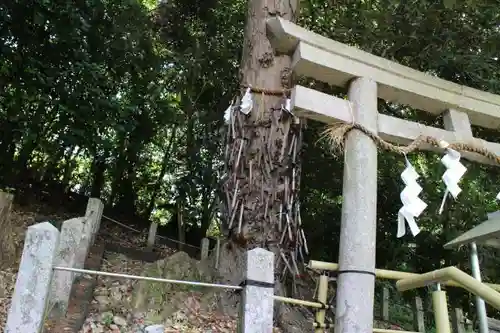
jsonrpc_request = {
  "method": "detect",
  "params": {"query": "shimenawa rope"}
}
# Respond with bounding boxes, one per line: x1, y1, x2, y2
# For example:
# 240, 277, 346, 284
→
237, 85, 499, 164
322, 122, 500, 164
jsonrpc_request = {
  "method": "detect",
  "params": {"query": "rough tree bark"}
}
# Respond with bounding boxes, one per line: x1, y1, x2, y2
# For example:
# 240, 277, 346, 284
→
217, 0, 310, 330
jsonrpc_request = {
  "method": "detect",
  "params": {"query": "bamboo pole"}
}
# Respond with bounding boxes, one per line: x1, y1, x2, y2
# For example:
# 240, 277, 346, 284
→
396, 266, 500, 310
273, 295, 331, 309
432, 289, 451, 333
314, 275, 328, 333
312, 324, 420, 333
309, 260, 500, 292
373, 329, 421, 333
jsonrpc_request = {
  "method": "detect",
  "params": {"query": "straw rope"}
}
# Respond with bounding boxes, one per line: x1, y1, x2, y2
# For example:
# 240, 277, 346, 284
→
240, 84, 291, 96
322, 122, 500, 164
236, 85, 500, 164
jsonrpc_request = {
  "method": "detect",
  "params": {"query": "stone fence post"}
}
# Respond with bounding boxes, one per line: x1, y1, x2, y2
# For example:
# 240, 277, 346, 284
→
381, 286, 389, 321
413, 296, 426, 333
85, 197, 104, 245
200, 237, 210, 260
6, 222, 60, 333
147, 222, 158, 250
214, 238, 221, 269
451, 308, 466, 333
49, 217, 86, 317
240, 248, 274, 333
75, 198, 103, 274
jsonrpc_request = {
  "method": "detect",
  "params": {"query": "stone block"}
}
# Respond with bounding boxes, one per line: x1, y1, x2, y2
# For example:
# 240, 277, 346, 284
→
75, 198, 104, 274
6, 222, 59, 333
241, 248, 274, 333
85, 197, 104, 245
145, 324, 165, 333
49, 217, 85, 317
200, 237, 209, 260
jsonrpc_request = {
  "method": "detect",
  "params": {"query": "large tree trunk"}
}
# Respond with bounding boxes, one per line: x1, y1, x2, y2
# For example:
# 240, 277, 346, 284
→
217, 0, 311, 330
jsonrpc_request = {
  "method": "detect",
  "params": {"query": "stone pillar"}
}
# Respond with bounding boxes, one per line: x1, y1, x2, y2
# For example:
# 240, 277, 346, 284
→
413, 296, 426, 332
451, 308, 466, 333
145, 324, 165, 333
200, 237, 210, 260
49, 217, 85, 317
335, 77, 378, 333
443, 108, 473, 140
6, 222, 60, 333
215, 238, 221, 269
381, 287, 389, 321
75, 198, 103, 272
147, 222, 158, 250
85, 197, 104, 244
241, 248, 274, 333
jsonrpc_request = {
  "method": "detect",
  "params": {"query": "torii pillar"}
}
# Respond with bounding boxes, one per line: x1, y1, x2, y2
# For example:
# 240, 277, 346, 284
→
335, 77, 378, 333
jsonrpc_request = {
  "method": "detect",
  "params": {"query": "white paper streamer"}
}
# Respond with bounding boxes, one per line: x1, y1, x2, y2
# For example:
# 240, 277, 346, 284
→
240, 88, 253, 115
439, 148, 467, 214
496, 192, 500, 201
282, 98, 292, 114
397, 159, 427, 238
224, 103, 232, 124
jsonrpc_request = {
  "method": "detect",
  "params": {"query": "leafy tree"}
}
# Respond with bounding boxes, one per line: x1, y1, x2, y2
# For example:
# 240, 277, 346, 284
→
2, 0, 500, 328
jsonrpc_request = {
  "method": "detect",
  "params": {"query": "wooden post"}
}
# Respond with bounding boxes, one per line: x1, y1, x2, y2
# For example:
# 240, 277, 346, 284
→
413, 296, 426, 333
451, 308, 466, 333
381, 287, 390, 321
147, 222, 158, 250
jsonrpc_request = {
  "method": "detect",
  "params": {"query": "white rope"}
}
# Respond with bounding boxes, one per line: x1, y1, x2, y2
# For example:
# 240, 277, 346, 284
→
53, 266, 242, 290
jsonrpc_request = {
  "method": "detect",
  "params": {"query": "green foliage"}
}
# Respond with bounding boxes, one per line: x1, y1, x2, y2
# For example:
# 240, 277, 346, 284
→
0, 0, 244, 237
2, 0, 500, 326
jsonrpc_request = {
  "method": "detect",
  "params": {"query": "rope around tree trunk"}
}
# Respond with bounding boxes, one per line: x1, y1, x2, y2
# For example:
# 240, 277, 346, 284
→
236, 85, 500, 163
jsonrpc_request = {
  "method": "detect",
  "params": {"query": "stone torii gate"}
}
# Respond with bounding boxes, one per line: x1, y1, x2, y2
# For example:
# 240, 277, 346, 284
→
266, 17, 500, 333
